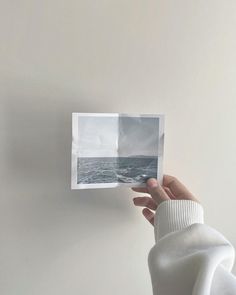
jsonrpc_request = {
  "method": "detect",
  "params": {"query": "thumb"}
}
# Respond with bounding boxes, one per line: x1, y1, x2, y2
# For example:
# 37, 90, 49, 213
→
146, 178, 170, 205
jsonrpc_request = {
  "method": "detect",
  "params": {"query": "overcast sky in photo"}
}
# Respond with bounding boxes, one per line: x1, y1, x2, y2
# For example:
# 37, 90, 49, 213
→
118, 116, 159, 157
76, 114, 159, 157
77, 115, 118, 157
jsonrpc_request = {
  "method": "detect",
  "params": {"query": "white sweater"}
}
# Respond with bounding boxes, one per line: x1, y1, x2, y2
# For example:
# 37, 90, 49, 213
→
148, 200, 236, 295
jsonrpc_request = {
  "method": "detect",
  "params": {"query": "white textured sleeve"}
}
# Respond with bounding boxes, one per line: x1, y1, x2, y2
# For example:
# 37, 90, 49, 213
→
148, 200, 236, 295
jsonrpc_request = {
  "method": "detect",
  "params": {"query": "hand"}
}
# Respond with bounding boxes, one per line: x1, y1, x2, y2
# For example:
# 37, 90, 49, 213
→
132, 175, 199, 226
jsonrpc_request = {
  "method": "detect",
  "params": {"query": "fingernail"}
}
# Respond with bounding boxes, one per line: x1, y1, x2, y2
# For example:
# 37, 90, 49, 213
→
147, 178, 158, 188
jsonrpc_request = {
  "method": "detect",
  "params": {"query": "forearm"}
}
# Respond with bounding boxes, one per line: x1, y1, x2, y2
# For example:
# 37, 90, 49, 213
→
148, 200, 236, 295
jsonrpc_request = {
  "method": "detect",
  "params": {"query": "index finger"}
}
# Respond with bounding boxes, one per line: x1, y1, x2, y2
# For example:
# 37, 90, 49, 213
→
131, 187, 148, 193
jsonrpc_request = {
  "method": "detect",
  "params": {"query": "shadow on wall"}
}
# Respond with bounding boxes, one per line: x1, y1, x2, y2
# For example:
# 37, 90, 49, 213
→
2, 76, 133, 239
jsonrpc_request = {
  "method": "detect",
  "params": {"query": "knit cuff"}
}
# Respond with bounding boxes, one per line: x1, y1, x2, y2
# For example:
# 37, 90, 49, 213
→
154, 200, 204, 242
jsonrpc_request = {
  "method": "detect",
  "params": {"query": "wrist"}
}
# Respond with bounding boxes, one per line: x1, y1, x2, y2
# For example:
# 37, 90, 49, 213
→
154, 200, 204, 242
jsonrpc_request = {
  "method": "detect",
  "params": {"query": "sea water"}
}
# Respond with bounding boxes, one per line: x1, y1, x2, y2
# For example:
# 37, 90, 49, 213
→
77, 156, 158, 184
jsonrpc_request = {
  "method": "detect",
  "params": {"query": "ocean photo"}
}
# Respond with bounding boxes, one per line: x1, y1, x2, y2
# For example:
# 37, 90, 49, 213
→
77, 156, 158, 184
72, 113, 164, 189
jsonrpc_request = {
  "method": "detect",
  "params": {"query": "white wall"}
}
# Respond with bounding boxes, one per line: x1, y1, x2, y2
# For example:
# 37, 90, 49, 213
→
1, 1, 236, 294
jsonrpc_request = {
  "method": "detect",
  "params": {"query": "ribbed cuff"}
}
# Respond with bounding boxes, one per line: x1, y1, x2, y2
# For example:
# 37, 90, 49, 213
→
154, 200, 204, 242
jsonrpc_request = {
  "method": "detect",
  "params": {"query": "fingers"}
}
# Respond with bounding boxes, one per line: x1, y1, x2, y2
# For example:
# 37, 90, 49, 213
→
132, 178, 170, 227
163, 175, 198, 202
133, 196, 156, 226
133, 196, 157, 210
142, 208, 155, 225
131, 187, 148, 193
146, 178, 170, 204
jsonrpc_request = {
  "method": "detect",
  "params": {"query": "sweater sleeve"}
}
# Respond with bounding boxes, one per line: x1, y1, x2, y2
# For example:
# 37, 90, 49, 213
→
148, 200, 236, 295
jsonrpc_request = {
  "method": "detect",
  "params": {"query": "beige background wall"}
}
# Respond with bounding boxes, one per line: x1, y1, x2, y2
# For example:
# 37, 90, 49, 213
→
1, 1, 236, 294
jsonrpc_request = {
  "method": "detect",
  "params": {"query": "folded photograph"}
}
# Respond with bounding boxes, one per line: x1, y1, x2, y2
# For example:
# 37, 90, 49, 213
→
71, 113, 164, 189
